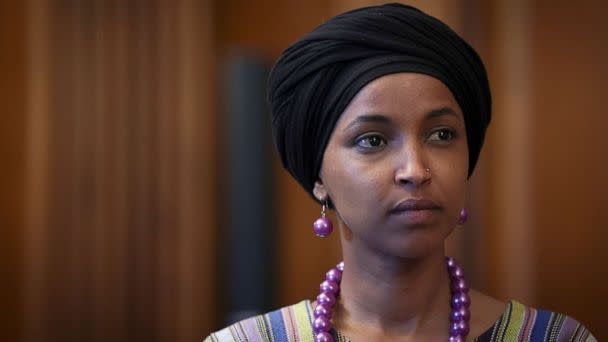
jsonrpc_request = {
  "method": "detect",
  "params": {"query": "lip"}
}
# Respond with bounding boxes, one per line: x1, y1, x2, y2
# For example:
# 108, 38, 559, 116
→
389, 198, 441, 225
390, 198, 441, 213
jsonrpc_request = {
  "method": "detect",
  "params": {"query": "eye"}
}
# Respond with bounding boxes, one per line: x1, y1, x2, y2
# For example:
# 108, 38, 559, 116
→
428, 128, 455, 142
355, 134, 387, 149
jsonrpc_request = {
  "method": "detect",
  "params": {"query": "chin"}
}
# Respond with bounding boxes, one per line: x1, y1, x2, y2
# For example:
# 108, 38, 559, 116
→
376, 229, 449, 259
366, 236, 444, 259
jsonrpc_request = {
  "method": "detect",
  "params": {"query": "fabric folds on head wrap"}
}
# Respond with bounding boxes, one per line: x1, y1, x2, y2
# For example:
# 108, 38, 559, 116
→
268, 3, 492, 200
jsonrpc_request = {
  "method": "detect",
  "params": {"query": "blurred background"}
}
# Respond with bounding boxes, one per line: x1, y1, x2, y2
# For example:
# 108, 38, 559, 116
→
1, 0, 607, 341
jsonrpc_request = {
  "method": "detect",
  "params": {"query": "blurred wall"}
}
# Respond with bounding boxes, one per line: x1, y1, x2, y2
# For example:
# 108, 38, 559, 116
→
21, 0, 217, 341
0, 1, 25, 341
481, 0, 608, 335
529, 0, 608, 332
0, 0, 606, 341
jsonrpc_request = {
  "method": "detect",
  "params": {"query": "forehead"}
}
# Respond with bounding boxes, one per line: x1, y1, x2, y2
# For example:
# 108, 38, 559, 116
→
337, 73, 461, 125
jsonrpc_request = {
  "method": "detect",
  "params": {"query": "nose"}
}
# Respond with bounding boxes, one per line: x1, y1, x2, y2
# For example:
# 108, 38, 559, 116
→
394, 145, 432, 187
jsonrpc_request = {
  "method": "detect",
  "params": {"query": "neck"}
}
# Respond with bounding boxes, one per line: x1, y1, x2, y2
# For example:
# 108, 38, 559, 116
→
335, 235, 452, 337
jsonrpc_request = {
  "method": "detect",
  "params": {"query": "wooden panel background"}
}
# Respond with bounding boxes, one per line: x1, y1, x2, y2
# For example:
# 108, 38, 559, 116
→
23, 0, 217, 341
0, 1, 26, 341
530, 0, 608, 335
481, 0, 536, 304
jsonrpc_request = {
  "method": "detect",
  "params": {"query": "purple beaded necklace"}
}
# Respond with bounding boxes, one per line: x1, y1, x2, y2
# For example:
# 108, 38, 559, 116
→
312, 257, 471, 342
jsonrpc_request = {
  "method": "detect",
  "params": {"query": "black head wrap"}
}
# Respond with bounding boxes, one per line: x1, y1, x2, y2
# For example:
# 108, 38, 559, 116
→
268, 3, 491, 201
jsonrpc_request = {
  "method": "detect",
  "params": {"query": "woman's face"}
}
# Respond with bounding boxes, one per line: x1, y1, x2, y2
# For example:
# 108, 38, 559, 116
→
316, 73, 468, 258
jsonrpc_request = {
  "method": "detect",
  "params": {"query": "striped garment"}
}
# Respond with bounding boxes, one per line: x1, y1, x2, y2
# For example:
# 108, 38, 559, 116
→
204, 300, 596, 342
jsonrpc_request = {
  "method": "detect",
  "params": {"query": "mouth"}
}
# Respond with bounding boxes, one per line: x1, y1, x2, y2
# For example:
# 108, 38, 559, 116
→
390, 198, 441, 213
389, 198, 442, 224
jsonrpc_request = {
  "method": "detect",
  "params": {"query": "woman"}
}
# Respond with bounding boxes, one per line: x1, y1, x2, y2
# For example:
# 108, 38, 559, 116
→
205, 3, 595, 341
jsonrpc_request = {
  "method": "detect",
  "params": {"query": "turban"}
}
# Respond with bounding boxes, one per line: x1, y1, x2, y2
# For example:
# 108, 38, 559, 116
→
268, 3, 492, 200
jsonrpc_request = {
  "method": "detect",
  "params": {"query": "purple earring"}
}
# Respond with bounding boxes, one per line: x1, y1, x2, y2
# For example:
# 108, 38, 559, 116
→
313, 201, 333, 238
458, 208, 468, 224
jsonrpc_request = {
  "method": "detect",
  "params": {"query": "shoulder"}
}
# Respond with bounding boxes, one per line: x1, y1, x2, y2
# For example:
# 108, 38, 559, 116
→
203, 300, 314, 342
474, 300, 597, 342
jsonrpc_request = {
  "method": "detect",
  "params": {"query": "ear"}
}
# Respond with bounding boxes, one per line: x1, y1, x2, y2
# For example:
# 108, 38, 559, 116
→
313, 180, 328, 202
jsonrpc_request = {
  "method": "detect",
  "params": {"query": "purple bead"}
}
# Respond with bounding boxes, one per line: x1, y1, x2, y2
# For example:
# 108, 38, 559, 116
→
313, 316, 331, 332
320, 280, 339, 295
313, 217, 333, 237
315, 331, 334, 342
450, 321, 470, 336
450, 322, 460, 336
326, 268, 342, 283
462, 321, 471, 336
446, 257, 456, 269
448, 336, 465, 342
317, 292, 336, 307
336, 261, 345, 271
451, 278, 469, 294
451, 292, 470, 309
450, 307, 470, 322
458, 208, 468, 224
450, 265, 464, 279
313, 304, 331, 319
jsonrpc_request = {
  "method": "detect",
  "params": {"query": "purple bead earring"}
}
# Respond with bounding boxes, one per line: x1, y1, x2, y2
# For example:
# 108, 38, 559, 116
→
458, 208, 468, 224
313, 201, 333, 238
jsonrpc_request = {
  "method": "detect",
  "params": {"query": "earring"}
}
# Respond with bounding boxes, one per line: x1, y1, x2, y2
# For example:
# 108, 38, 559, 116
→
313, 201, 333, 238
458, 208, 468, 224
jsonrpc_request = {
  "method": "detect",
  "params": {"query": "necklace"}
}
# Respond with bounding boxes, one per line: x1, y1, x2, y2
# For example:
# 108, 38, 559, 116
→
312, 257, 470, 342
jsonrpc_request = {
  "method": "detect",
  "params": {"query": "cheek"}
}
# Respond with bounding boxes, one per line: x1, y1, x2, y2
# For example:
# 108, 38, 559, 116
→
436, 152, 468, 211
441, 138, 468, 179
322, 152, 387, 212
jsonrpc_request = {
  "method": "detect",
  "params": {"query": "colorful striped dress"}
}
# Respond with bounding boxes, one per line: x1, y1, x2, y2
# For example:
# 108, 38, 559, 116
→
204, 300, 596, 342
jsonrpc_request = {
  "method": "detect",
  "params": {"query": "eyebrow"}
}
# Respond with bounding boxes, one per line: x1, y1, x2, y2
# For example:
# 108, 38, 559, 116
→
344, 114, 392, 131
344, 106, 458, 131
426, 107, 458, 119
